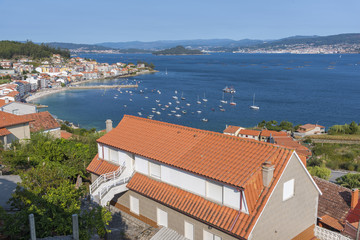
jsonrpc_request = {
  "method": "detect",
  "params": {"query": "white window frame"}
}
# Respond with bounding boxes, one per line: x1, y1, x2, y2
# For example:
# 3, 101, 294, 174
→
129, 195, 139, 215
157, 208, 168, 227
184, 221, 194, 240
203, 229, 222, 240
283, 179, 295, 201
149, 161, 161, 179
206, 181, 223, 204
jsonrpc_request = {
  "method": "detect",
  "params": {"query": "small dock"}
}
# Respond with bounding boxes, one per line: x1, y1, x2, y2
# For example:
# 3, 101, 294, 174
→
68, 84, 138, 90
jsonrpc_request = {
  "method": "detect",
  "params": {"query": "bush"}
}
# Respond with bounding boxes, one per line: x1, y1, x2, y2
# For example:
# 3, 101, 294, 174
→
307, 166, 331, 180
336, 173, 360, 189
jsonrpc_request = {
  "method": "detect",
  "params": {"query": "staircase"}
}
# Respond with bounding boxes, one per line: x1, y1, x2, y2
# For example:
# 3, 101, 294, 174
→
89, 163, 133, 206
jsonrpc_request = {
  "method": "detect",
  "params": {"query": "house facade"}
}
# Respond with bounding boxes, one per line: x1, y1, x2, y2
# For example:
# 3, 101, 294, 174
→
87, 115, 321, 240
294, 124, 326, 137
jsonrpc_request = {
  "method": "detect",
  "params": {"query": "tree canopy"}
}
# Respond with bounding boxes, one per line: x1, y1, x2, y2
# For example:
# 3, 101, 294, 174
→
0, 40, 70, 59
153, 45, 203, 55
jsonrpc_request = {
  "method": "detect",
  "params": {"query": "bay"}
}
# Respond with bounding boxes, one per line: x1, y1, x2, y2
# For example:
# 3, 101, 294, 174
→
33, 53, 360, 132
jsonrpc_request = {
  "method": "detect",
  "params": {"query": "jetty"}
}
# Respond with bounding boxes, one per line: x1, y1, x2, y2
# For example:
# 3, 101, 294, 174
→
68, 84, 138, 90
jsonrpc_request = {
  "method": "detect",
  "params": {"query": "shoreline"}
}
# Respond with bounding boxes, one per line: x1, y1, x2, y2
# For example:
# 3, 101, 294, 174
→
26, 70, 158, 102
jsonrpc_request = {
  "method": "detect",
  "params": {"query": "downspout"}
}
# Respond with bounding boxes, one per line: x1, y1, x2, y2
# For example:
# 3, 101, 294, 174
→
230, 189, 243, 231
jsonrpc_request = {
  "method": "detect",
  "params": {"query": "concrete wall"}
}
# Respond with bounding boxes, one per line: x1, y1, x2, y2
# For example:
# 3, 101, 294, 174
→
7, 123, 30, 144
250, 154, 319, 240
115, 190, 237, 240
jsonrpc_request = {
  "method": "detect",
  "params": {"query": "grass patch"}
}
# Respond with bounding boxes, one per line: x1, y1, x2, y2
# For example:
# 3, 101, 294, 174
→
308, 134, 360, 141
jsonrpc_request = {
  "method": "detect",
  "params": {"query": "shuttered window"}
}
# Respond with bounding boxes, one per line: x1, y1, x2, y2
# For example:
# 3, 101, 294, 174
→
283, 179, 295, 201
203, 230, 222, 240
184, 221, 194, 240
130, 196, 139, 215
206, 181, 223, 203
157, 208, 168, 227
150, 162, 161, 179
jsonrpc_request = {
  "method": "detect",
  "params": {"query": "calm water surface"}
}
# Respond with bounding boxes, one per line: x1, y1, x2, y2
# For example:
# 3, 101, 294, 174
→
33, 53, 360, 132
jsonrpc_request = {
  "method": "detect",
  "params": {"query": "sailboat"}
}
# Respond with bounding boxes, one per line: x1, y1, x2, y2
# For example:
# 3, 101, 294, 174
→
220, 92, 227, 104
181, 92, 186, 100
229, 96, 236, 106
202, 93, 208, 102
165, 68, 168, 75
197, 96, 201, 104
250, 93, 260, 110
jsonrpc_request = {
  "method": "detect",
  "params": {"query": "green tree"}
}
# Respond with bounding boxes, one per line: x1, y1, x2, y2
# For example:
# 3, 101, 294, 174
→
336, 173, 360, 189
307, 166, 331, 180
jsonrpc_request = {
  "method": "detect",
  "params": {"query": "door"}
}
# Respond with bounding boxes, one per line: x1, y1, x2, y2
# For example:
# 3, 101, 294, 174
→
184, 221, 194, 240
157, 208, 168, 227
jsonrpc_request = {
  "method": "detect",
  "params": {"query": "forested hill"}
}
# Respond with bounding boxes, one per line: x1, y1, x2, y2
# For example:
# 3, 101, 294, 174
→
0, 41, 70, 59
153, 45, 203, 55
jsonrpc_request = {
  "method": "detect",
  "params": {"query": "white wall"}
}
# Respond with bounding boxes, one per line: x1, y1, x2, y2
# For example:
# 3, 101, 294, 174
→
135, 155, 149, 175
98, 143, 103, 159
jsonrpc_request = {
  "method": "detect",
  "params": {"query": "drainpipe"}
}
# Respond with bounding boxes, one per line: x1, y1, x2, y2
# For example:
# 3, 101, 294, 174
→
230, 189, 243, 231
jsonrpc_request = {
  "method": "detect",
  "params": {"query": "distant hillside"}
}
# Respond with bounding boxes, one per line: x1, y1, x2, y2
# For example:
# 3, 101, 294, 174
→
46, 42, 114, 51
97, 39, 264, 50
153, 46, 203, 55
0, 41, 70, 59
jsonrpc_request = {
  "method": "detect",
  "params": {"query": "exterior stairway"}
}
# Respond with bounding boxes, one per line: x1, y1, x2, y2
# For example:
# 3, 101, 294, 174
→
89, 163, 133, 206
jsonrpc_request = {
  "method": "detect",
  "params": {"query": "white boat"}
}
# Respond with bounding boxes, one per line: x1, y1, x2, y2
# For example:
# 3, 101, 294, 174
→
220, 92, 227, 104
114, 97, 117, 99
181, 92, 186, 100
165, 68, 168, 75
124, 105, 127, 107
175, 107, 180, 110
197, 96, 201, 104
197, 110, 202, 114
156, 111, 161, 115
152, 107, 156, 110
175, 114, 181, 117
138, 112, 142, 116
220, 108, 225, 112
202, 93, 208, 102
186, 103, 191, 106
176, 100, 180, 104
172, 96, 178, 100
202, 118, 208, 122
129, 98, 133, 102
175, 90, 177, 94
144, 96, 149, 99
161, 108, 166, 110
157, 90, 161, 94
156, 100, 160, 103
148, 115, 154, 119
168, 102, 172, 105
158, 103, 161, 106
182, 110, 187, 114
171, 110, 176, 113
250, 93, 260, 110
229, 96, 236, 106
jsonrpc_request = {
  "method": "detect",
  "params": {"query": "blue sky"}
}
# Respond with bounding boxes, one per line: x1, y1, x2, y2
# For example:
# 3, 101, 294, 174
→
1, 0, 359, 44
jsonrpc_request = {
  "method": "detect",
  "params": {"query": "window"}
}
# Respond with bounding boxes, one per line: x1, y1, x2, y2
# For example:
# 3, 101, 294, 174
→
206, 181, 223, 203
110, 148, 118, 165
150, 162, 161, 179
184, 221, 194, 240
130, 196, 139, 215
157, 208, 168, 227
203, 230, 222, 240
283, 179, 295, 201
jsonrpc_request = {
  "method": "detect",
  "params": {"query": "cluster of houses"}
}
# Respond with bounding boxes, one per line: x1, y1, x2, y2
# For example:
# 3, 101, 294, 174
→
83, 116, 360, 240
0, 54, 151, 97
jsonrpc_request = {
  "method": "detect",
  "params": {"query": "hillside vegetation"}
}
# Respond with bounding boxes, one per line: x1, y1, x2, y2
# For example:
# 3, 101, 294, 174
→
153, 45, 203, 55
0, 40, 70, 59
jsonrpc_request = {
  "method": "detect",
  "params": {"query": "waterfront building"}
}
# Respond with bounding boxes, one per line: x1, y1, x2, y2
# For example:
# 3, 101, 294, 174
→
294, 124, 326, 137
87, 115, 321, 240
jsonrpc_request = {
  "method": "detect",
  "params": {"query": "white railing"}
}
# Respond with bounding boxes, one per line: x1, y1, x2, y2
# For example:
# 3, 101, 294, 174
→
315, 226, 351, 240
89, 162, 126, 195
98, 173, 133, 199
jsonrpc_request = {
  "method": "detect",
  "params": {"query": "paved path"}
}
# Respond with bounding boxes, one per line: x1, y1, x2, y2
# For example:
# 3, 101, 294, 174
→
0, 175, 21, 210
329, 170, 357, 183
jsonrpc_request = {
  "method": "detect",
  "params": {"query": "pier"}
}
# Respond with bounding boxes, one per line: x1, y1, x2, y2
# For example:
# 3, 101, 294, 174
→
68, 84, 138, 90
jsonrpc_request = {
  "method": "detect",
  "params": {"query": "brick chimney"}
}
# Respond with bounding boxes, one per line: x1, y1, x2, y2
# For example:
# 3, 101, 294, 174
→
351, 188, 359, 209
262, 161, 275, 187
105, 119, 113, 133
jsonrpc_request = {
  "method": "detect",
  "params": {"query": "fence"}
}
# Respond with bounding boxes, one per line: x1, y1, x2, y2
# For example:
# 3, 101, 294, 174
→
315, 226, 352, 240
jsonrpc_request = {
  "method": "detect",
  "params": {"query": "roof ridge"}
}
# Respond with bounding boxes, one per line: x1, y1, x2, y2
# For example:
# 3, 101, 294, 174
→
123, 115, 293, 151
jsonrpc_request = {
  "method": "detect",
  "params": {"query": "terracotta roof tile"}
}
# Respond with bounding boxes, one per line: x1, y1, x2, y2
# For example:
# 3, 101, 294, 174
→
22, 111, 60, 133
313, 177, 351, 226
0, 127, 11, 136
260, 129, 288, 137
320, 214, 344, 231
0, 99, 12, 107
273, 136, 312, 159
60, 130, 73, 139
223, 125, 241, 134
0, 111, 33, 128
86, 154, 119, 175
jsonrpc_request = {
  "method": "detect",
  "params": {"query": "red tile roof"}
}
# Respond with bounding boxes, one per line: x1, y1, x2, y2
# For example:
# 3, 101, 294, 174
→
0, 128, 11, 136
223, 125, 241, 134
60, 130, 73, 139
5, 91, 19, 98
86, 154, 119, 175
260, 129, 288, 137
0, 99, 12, 107
313, 177, 352, 231
273, 136, 312, 159
22, 111, 60, 133
0, 111, 33, 128
97, 115, 293, 190
238, 129, 261, 136
95, 115, 297, 239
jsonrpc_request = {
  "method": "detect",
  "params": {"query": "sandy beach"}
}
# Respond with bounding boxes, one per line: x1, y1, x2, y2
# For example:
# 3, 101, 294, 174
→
26, 88, 67, 102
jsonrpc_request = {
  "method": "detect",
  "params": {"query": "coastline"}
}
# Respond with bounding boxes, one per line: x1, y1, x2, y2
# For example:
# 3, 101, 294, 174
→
26, 70, 158, 102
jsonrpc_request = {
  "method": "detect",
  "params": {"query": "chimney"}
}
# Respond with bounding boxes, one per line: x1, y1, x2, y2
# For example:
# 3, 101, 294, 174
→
262, 161, 275, 187
5, 98, 9, 104
351, 188, 359, 209
105, 119, 113, 133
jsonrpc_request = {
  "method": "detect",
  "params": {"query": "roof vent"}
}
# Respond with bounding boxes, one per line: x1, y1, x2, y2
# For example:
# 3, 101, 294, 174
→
262, 161, 275, 187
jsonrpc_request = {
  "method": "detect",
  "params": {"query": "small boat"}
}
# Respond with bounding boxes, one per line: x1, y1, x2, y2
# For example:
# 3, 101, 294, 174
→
152, 107, 156, 110
156, 111, 161, 115
176, 100, 180, 104
161, 108, 166, 110
157, 90, 161, 94
175, 114, 181, 117
158, 103, 162, 106
152, 110, 156, 113
139, 90, 144, 93
186, 103, 191, 106
223, 86, 236, 94
175, 90, 178, 94
249, 93, 260, 110
156, 100, 160, 103
124, 105, 127, 107
197, 96, 201, 104
144, 96, 149, 99
182, 110, 187, 114
129, 98, 133, 102
114, 96, 117, 99
148, 115, 154, 119
129, 91, 132, 94
202, 93, 208, 102
165, 105, 169, 108
220, 108, 225, 112
229, 96, 236, 106
168, 113, 172, 116
138, 112, 142, 116
171, 110, 176, 113
175, 107, 180, 110
168, 102, 172, 105
197, 110, 202, 114
202, 118, 208, 122
181, 92, 186, 100
220, 92, 227, 104
165, 68, 168, 75
172, 96, 178, 100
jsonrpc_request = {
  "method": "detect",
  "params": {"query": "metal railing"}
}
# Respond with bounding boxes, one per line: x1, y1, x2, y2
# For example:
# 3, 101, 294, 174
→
99, 172, 134, 199
89, 162, 126, 195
